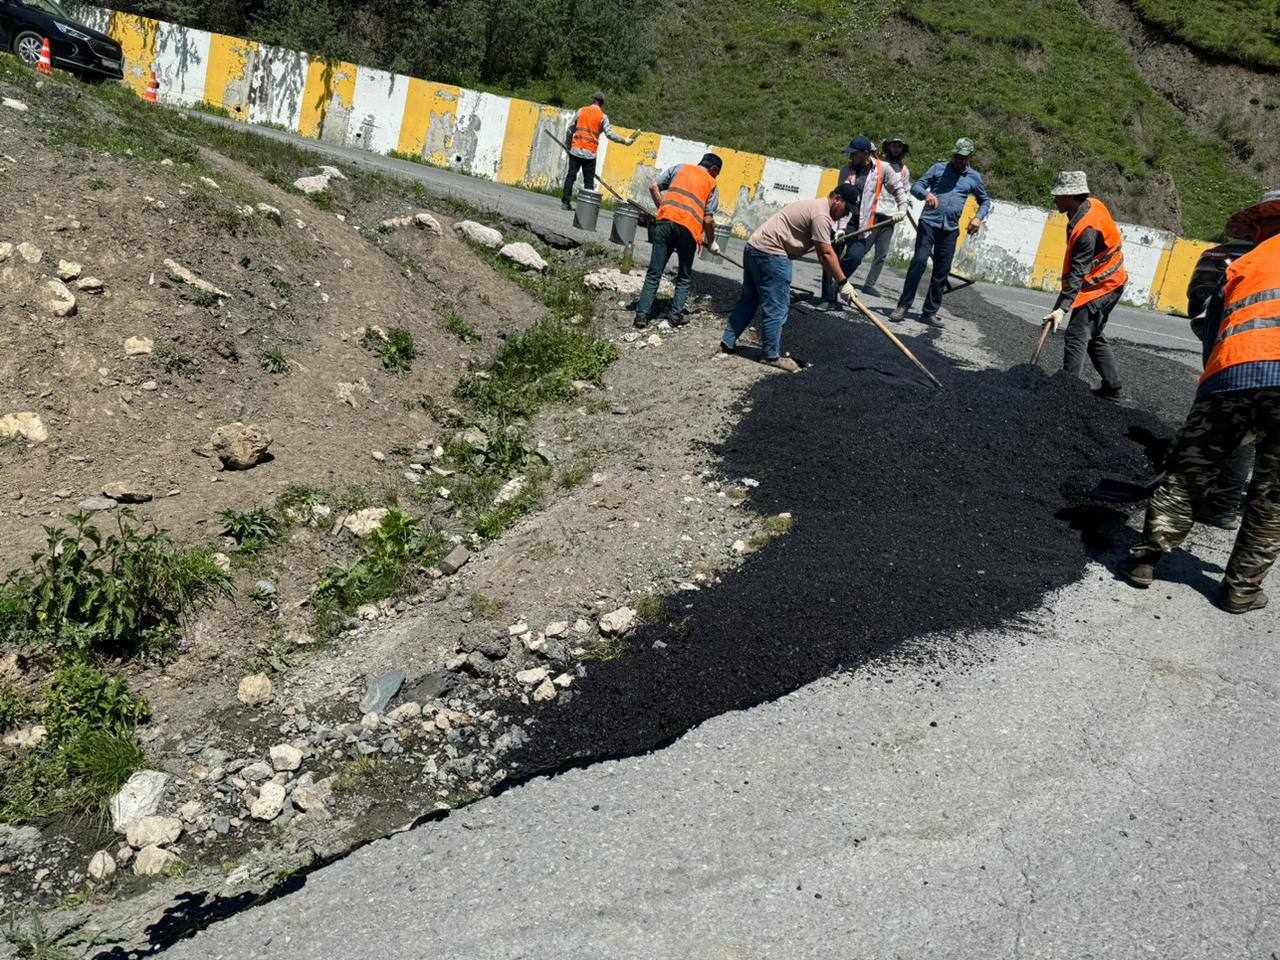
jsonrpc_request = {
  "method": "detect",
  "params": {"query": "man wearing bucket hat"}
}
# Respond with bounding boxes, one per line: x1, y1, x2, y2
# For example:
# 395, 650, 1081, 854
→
890, 137, 991, 327
561, 90, 637, 211
860, 134, 912, 296
816, 135, 909, 309
1041, 170, 1128, 401
633, 152, 723, 329
1120, 188, 1280, 614
719, 183, 863, 373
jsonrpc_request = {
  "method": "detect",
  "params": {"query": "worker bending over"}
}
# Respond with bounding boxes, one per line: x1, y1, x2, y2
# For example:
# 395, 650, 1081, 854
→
634, 153, 723, 329
561, 91, 636, 211
1042, 170, 1127, 402
721, 184, 862, 373
818, 135, 909, 309
1121, 189, 1280, 614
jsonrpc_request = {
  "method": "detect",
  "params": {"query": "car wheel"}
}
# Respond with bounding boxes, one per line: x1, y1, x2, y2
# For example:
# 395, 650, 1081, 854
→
13, 30, 43, 67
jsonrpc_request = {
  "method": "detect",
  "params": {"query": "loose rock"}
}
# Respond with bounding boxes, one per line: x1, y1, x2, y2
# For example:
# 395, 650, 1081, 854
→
16, 241, 41, 264
0, 411, 47, 443
110, 770, 170, 833
126, 815, 182, 850
237, 672, 273, 706
342, 507, 390, 538
56, 260, 82, 281
269, 743, 303, 772
103, 481, 152, 503
250, 782, 287, 821
88, 850, 116, 882
124, 336, 154, 356
454, 220, 504, 250
598, 606, 637, 637
46, 279, 76, 317
498, 242, 548, 272
438, 545, 471, 576
516, 666, 550, 686
164, 258, 231, 298
133, 845, 180, 877
413, 212, 442, 234
210, 422, 272, 470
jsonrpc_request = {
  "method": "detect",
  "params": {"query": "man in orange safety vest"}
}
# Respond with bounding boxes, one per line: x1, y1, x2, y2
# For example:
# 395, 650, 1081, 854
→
561, 90, 636, 210
1041, 170, 1129, 402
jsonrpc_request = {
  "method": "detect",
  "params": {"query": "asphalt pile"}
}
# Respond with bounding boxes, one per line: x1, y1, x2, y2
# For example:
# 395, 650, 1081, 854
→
509, 298, 1193, 774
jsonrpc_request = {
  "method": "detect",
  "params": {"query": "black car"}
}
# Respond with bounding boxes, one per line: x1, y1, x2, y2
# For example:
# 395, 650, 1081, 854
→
1186, 237, 1255, 319
0, 0, 124, 80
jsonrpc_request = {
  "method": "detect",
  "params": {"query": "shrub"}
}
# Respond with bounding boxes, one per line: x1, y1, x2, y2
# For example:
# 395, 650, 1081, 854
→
40, 661, 151, 745
219, 507, 283, 554
0, 512, 232, 658
442, 307, 481, 344
260, 347, 290, 374
362, 327, 417, 373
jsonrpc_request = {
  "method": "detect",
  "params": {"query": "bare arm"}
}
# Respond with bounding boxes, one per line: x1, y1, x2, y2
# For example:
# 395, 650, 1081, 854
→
648, 181, 663, 208
815, 241, 846, 285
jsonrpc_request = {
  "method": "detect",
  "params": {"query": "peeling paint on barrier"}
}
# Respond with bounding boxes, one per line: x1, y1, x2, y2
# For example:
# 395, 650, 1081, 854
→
153, 21, 212, 107
299, 58, 357, 142
203, 33, 257, 119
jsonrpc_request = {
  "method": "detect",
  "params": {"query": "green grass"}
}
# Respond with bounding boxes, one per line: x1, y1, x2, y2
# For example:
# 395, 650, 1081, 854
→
219, 507, 283, 556
4, 913, 76, 960
442, 306, 482, 344
332, 754, 380, 791
1129, 0, 1280, 69
260, 347, 291, 374
155, 345, 198, 377
362, 327, 418, 374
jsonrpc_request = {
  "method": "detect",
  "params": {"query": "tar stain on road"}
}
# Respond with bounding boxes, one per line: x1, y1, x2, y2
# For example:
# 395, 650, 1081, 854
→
509, 296, 1192, 774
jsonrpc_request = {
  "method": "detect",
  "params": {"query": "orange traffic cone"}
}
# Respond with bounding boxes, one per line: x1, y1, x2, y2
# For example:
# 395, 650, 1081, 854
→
144, 69, 158, 103
36, 37, 51, 75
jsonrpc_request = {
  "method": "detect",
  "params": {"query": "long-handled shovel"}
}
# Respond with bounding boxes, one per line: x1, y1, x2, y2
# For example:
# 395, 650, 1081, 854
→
1030, 320, 1053, 365
905, 209, 977, 292
542, 129, 655, 222
843, 292, 944, 389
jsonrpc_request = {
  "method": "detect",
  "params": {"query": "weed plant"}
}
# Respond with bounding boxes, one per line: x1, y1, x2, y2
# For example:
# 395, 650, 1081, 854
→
218, 507, 282, 555
362, 327, 417, 374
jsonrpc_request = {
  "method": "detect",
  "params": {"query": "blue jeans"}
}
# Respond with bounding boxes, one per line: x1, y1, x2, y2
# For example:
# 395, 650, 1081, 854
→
820, 232, 872, 303
898, 219, 958, 318
722, 244, 792, 360
636, 219, 697, 320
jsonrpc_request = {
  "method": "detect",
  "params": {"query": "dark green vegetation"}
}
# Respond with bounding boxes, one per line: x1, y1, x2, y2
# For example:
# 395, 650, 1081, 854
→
1129, 0, 1280, 69
101, 0, 1271, 239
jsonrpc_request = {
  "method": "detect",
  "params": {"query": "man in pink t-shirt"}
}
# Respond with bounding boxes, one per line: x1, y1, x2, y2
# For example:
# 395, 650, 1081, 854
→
720, 184, 861, 373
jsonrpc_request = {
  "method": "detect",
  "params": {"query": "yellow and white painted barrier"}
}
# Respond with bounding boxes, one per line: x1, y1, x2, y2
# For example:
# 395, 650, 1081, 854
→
77, 5, 1212, 315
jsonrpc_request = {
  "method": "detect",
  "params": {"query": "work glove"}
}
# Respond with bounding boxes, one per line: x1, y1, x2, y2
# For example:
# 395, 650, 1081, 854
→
892, 212, 907, 223
1043, 307, 1066, 332
838, 280, 858, 306
625, 135, 638, 146
707, 240, 724, 257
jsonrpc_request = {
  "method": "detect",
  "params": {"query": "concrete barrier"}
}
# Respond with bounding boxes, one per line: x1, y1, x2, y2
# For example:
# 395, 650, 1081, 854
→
81, 5, 1212, 315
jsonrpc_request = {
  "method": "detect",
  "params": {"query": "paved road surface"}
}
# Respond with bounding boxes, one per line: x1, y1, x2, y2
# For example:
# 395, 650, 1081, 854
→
159, 120, 1278, 959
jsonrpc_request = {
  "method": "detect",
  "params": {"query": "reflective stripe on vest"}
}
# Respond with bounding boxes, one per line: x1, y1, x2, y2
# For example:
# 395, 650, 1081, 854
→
1061, 198, 1128, 308
1200, 233, 1280, 387
657, 164, 717, 244
571, 104, 604, 154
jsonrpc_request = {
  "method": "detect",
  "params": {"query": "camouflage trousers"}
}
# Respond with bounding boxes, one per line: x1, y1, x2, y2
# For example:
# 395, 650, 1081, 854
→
1130, 386, 1280, 598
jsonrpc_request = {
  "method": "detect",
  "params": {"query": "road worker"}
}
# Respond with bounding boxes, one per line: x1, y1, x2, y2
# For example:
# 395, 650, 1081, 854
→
561, 91, 636, 210
860, 134, 912, 296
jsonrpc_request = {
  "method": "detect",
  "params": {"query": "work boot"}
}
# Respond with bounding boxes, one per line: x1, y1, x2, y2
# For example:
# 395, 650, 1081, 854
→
718, 341, 736, 355
668, 314, 690, 327
633, 314, 650, 329
561, 200, 573, 211
920, 314, 944, 328
1218, 584, 1269, 614
1093, 383, 1123, 403
862, 286, 881, 297
1196, 508, 1242, 530
889, 306, 907, 322
765, 356, 802, 373
1118, 555, 1157, 587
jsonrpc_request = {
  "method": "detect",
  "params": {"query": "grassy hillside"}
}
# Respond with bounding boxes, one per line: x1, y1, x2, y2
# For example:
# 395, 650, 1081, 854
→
108, 0, 1264, 240
1129, 0, 1280, 69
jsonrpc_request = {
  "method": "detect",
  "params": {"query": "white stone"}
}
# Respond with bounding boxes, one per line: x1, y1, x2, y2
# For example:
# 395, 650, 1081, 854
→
379, 215, 413, 230
255, 202, 283, 224
515, 666, 549, 686
454, 220, 504, 250
250, 782, 287, 820
46, 279, 76, 317
237, 672, 273, 706
213, 552, 232, 573
56, 259, 82, 281
2, 724, 46, 748
16, 241, 42, 264
291, 776, 333, 812
199, 176, 220, 190
132, 845, 180, 877
0, 242, 10, 261
124, 335, 154, 356
103, 481, 151, 503
342, 507, 389, 538
545, 621, 569, 638
269, 743, 303, 772
647, 334, 663, 347
732, 539, 749, 554
583, 267, 673, 299
126, 815, 182, 850
532, 678, 557, 702
87, 850, 116, 882
77, 276, 104, 293
0, 411, 47, 444
164, 258, 230, 298
2, 97, 28, 112
553, 672, 574, 688
293, 174, 332, 194
386, 702, 422, 723
498, 242, 548, 272
598, 606, 637, 637
318, 165, 346, 180
110, 770, 170, 833
493, 475, 526, 506
413, 212, 442, 234
210, 422, 272, 470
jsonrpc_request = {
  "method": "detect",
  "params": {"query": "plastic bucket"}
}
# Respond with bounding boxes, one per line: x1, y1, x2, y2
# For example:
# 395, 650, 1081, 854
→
610, 204, 640, 245
573, 190, 603, 231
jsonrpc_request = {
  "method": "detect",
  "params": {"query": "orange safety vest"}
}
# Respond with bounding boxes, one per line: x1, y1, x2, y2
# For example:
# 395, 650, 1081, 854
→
571, 104, 605, 155
657, 163, 717, 245
1062, 199, 1128, 308
1200, 232, 1280, 387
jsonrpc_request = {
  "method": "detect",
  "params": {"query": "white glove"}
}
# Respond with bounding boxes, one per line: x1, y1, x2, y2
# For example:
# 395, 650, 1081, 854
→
707, 240, 723, 256
626, 135, 638, 146
892, 212, 907, 224
838, 280, 857, 305
1043, 307, 1066, 332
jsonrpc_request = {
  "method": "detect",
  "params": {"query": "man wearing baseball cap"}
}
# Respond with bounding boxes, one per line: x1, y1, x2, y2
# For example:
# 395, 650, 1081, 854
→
720, 183, 862, 373
890, 137, 992, 327
561, 90, 637, 211
1120, 188, 1280, 614
1041, 170, 1128, 401
816, 135, 909, 309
